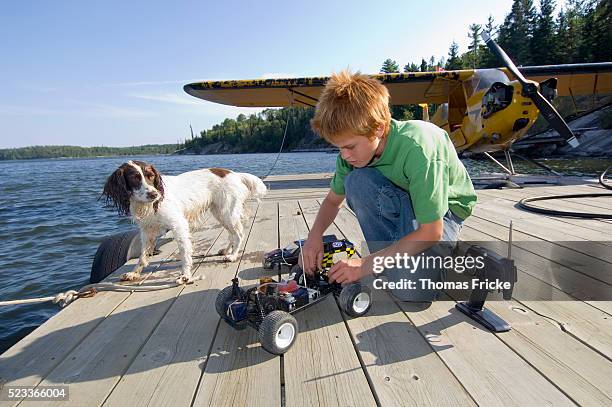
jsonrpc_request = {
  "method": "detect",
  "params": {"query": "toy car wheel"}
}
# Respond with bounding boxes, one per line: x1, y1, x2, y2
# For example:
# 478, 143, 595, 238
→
215, 285, 243, 318
339, 283, 372, 317
258, 311, 298, 355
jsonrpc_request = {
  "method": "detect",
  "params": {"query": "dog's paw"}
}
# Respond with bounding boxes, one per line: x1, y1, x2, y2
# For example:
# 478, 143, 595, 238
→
223, 254, 239, 262
176, 275, 195, 285
121, 271, 142, 282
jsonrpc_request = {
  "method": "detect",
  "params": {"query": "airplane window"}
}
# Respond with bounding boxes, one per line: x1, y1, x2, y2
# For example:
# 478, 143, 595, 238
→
467, 69, 510, 97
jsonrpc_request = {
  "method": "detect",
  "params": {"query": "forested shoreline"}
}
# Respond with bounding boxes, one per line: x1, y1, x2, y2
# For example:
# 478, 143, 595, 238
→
0, 144, 181, 161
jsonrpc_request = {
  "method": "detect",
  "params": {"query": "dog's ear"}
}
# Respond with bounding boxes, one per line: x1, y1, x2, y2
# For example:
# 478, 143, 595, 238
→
150, 164, 164, 212
101, 164, 131, 216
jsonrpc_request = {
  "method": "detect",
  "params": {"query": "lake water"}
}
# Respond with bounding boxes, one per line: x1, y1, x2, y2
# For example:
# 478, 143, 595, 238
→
0, 152, 610, 354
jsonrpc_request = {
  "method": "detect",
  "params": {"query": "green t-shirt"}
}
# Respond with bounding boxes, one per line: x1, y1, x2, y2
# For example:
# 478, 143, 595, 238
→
330, 119, 477, 224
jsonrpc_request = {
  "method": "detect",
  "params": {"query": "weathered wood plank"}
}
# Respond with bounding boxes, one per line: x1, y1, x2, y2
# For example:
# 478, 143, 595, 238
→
485, 301, 612, 406
331, 204, 477, 406
17, 228, 222, 407
533, 185, 612, 212
460, 219, 612, 316
489, 184, 612, 222
264, 173, 334, 182
333, 203, 576, 406
459, 226, 612, 302
192, 201, 281, 407
464, 216, 612, 285
102, 216, 256, 407
0, 229, 186, 406
281, 200, 377, 407
404, 299, 575, 406
458, 225, 612, 358
477, 189, 612, 236
473, 196, 612, 245
467, 207, 612, 264
263, 189, 328, 201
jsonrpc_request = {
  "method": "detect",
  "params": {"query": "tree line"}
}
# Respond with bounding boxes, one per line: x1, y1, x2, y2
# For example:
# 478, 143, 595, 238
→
184, 107, 326, 154
0, 144, 181, 161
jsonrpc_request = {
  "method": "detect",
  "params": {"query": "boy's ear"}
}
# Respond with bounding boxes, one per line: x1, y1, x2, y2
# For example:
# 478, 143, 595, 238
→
375, 124, 385, 138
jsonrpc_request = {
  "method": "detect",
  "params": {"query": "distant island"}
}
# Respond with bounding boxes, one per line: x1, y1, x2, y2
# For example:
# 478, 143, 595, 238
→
0, 144, 182, 161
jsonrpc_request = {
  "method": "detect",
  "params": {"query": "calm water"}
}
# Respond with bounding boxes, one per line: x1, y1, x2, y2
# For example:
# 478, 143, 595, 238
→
0, 152, 610, 354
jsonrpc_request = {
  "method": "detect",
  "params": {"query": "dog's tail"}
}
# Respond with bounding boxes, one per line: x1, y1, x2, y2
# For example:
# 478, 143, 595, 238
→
238, 173, 268, 200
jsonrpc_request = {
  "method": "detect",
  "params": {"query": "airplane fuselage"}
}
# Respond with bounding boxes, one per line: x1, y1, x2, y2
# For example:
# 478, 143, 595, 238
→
431, 69, 541, 153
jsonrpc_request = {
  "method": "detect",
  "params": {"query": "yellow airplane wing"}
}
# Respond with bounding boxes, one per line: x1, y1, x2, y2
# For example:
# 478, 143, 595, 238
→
184, 70, 476, 107
517, 63, 612, 96
184, 63, 612, 108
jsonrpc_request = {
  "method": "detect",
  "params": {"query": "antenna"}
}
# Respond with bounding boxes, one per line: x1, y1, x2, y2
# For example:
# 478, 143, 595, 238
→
292, 214, 307, 287
507, 221, 513, 259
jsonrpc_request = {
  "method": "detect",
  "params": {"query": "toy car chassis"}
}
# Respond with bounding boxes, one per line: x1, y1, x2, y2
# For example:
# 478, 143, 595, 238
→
262, 234, 355, 269
216, 267, 371, 355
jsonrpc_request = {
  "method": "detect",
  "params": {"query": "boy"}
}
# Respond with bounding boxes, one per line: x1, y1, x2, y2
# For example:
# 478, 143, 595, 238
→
300, 70, 477, 301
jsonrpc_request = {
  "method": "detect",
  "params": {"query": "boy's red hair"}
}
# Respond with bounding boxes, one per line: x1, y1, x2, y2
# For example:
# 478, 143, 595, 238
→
310, 70, 391, 142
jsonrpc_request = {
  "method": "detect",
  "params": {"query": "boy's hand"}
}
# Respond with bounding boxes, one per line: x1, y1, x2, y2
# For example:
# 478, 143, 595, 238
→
329, 258, 370, 284
299, 235, 323, 275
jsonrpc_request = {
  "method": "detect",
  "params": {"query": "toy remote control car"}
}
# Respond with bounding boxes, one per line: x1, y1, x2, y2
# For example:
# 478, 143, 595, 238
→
216, 267, 371, 355
262, 234, 355, 270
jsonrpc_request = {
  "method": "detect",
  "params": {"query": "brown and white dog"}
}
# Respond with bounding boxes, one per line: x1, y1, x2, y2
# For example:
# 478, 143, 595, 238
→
102, 160, 267, 283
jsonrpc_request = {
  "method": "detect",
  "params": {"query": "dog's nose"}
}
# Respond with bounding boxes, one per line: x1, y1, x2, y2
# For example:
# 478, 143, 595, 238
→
147, 191, 159, 199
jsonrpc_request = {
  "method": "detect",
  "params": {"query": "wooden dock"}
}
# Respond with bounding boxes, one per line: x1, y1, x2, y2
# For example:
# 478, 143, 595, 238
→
1, 173, 611, 406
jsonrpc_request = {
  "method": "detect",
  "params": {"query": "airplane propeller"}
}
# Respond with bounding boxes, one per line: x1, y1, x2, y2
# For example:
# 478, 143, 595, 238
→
481, 32, 580, 147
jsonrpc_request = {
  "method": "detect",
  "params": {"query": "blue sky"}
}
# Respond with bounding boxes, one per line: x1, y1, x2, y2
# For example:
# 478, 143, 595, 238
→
0, 0, 528, 148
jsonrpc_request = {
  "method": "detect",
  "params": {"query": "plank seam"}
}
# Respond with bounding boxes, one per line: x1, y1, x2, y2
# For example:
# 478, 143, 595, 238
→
497, 327, 612, 404
277, 202, 287, 407
512, 298, 612, 363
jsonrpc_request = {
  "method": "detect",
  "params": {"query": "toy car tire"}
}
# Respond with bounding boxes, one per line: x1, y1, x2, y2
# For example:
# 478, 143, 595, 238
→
258, 311, 298, 355
339, 283, 372, 317
215, 285, 244, 318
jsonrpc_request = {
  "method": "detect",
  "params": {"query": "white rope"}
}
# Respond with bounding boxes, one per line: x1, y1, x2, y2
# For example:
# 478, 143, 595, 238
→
0, 296, 57, 306
0, 290, 81, 308
0, 276, 205, 308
